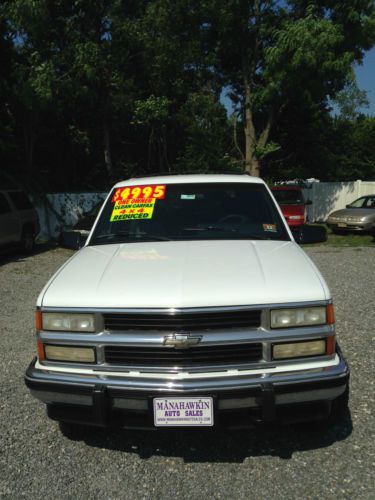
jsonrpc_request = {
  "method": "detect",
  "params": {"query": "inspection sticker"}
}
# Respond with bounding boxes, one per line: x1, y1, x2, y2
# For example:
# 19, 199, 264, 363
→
263, 223, 277, 232
110, 198, 156, 222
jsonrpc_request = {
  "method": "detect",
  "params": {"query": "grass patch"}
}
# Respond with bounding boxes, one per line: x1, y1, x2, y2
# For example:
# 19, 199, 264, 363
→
303, 224, 375, 247
326, 231, 374, 247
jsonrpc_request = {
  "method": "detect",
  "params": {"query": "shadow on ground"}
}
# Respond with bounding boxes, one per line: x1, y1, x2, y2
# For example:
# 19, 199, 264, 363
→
67, 410, 353, 463
0, 242, 59, 266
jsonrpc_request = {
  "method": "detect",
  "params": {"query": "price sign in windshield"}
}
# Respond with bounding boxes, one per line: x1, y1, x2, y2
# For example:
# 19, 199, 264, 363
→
112, 185, 166, 203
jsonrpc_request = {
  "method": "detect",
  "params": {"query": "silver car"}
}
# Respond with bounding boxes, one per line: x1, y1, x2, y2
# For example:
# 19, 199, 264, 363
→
327, 194, 375, 233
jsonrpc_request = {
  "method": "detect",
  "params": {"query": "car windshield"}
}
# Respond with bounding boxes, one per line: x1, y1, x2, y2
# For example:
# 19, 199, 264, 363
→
89, 182, 290, 245
272, 189, 304, 205
348, 196, 375, 208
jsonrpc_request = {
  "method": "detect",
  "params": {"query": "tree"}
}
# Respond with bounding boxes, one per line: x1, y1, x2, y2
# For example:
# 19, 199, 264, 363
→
1, 0, 374, 189
210, 0, 375, 176
333, 71, 369, 120
176, 92, 233, 172
0, 14, 17, 167
327, 115, 375, 180
4, 0, 146, 183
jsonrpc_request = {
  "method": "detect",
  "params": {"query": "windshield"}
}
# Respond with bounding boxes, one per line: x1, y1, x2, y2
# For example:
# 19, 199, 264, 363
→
348, 196, 375, 208
272, 189, 304, 205
89, 182, 290, 245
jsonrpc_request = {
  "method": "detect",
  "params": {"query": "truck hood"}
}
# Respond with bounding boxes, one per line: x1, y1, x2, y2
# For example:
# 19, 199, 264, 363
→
329, 208, 375, 218
39, 240, 329, 308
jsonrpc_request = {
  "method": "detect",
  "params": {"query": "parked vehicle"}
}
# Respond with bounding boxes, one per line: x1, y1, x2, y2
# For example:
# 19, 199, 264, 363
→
0, 189, 40, 253
271, 186, 311, 228
25, 174, 349, 434
59, 201, 104, 248
327, 194, 375, 234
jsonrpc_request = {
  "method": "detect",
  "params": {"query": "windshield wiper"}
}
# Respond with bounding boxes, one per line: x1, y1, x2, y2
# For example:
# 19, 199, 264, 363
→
182, 226, 270, 240
182, 225, 239, 233
136, 234, 171, 241
92, 231, 170, 243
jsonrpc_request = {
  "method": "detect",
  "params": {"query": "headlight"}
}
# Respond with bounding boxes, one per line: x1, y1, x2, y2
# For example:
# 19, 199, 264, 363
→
42, 313, 95, 332
272, 339, 326, 359
44, 345, 96, 363
347, 216, 365, 222
271, 306, 327, 328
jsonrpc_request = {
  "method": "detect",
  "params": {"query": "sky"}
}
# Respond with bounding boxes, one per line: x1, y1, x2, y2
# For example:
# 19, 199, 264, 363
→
354, 47, 375, 115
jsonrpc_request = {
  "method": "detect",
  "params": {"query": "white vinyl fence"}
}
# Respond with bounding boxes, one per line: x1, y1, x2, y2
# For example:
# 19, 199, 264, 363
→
35, 181, 375, 240
302, 180, 375, 222
35, 192, 107, 241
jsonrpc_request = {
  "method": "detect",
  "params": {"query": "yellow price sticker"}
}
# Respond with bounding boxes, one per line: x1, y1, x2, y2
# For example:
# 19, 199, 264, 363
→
110, 198, 156, 222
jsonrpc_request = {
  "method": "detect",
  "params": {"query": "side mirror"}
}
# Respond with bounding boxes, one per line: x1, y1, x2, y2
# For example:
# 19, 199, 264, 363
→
305, 200, 312, 205
292, 225, 327, 244
60, 230, 88, 249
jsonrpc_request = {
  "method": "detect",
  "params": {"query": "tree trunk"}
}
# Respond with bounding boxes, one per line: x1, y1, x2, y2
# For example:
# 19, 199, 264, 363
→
148, 126, 154, 172
103, 115, 113, 180
243, 77, 260, 177
23, 110, 37, 171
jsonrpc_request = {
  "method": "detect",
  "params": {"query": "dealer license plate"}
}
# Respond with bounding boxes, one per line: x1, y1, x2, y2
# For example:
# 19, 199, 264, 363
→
338, 223, 347, 227
153, 397, 214, 427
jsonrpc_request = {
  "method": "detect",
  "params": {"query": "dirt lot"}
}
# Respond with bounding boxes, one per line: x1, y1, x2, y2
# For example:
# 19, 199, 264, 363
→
0, 245, 374, 499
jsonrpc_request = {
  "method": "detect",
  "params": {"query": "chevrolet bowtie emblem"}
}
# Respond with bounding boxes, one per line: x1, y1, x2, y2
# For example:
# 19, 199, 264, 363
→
163, 333, 202, 349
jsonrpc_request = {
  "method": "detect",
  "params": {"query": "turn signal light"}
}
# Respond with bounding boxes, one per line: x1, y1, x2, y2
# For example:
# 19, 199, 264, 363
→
326, 304, 335, 325
35, 310, 42, 331
37, 339, 45, 361
326, 335, 336, 355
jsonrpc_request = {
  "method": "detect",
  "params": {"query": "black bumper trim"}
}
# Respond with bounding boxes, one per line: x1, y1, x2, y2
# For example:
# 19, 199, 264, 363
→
25, 358, 349, 428
25, 356, 350, 399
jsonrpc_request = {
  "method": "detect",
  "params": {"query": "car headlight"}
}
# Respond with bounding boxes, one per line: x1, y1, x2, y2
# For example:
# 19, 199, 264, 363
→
44, 345, 96, 363
272, 339, 326, 359
271, 306, 328, 328
40, 312, 95, 332
347, 216, 365, 222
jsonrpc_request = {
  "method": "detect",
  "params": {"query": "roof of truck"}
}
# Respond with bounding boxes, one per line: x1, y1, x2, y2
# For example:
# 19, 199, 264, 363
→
114, 174, 265, 188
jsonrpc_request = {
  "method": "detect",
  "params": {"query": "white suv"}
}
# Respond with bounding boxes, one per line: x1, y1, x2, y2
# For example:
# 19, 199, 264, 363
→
25, 175, 349, 433
0, 189, 39, 253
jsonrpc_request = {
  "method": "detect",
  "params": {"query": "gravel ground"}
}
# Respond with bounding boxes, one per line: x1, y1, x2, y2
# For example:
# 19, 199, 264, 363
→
0, 245, 374, 499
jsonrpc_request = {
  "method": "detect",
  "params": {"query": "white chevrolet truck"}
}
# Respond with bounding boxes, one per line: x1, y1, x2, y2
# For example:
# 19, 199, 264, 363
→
25, 174, 349, 433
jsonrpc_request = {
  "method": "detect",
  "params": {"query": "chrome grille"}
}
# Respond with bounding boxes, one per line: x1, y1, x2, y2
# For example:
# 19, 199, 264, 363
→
103, 309, 261, 331
104, 343, 263, 366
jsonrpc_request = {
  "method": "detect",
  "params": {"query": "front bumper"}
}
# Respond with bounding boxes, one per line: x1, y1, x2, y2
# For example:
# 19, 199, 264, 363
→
25, 349, 349, 429
327, 221, 373, 232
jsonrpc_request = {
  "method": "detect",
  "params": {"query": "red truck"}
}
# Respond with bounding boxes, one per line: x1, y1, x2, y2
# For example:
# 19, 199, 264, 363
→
271, 186, 311, 228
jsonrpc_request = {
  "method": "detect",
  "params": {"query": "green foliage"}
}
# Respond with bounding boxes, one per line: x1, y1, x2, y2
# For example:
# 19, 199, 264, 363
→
0, 0, 374, 188
255, 141, 281, 160
327, 116, 375, 179
334, 71, 369, 120
133, 96, 170, 126
176, 93, 235, 172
